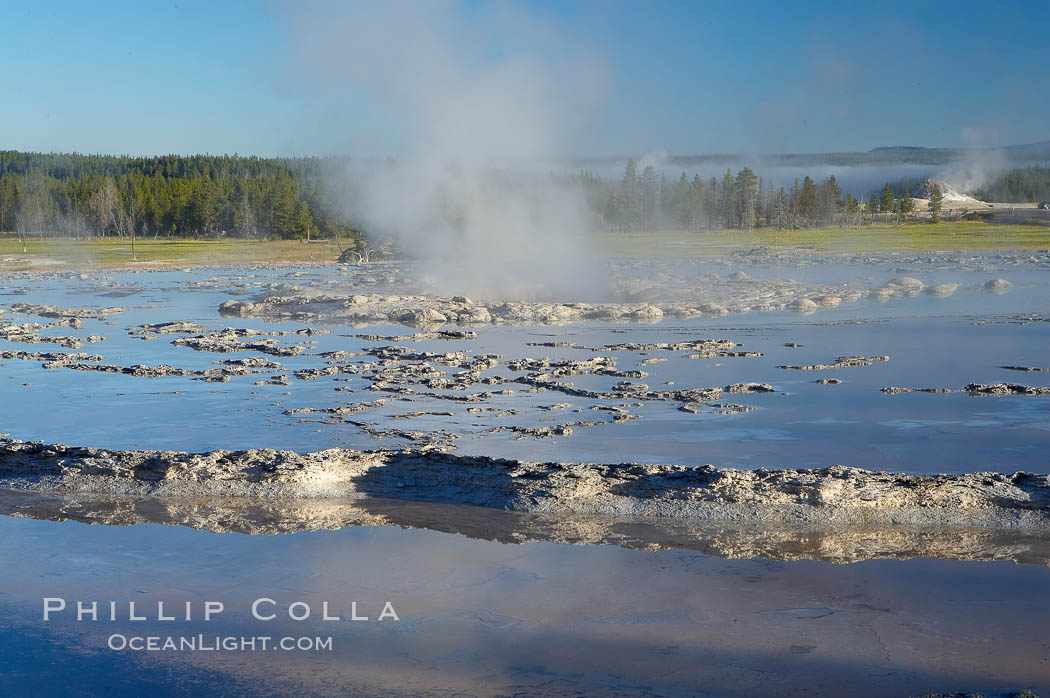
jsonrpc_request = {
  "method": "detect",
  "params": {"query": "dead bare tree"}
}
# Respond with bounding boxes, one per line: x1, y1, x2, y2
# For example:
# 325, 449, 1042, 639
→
237, 196, 257, 239
332, 228, 347, 256
88, 178, 118, 238
353, 243, 373, 264
118, 197, 138, 261
14, 213, 29, 253
70, 193, 82, 240
337, 239, 376, 264
138, 221, 149, 261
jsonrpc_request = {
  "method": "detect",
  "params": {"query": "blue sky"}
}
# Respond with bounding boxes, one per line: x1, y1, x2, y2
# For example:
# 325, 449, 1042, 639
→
2, 0, 1048, 157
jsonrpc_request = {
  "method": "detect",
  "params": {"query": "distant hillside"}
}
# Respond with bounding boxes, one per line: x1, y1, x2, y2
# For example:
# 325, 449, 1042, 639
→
583, 140, 1050, 169
868, 146, 933, 153
1004, 140, 1050, 154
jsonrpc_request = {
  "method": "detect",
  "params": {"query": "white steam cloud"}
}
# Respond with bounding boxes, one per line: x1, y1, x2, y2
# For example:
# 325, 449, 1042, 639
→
935, 129, 1009, 196
281, 1, 608, 300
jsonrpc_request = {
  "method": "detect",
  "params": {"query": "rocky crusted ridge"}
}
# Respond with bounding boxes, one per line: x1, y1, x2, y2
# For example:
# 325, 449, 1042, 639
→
217, 282, 866, 327
0, 350, 104, 364
8, 303, 128, 319
869, 276, 926, 301
4, 350, 282, 382
129, 321, 205, 338
288, 341, 770, 417
55, 362, 280, 382
984, 278, 1014, 293
2, 488, 1049, 565
351, 329, 479, 342
1, 317, 105, 349
170, 326, 329, 356
883, 383, 1050, 396
778, 355, 889, 370
0, 438, 1047, 528
205, 255, 1034, 328
924, 282, 959, 297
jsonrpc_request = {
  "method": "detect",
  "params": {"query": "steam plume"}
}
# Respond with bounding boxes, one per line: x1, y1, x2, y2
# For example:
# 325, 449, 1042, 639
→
281, 1, 607, 300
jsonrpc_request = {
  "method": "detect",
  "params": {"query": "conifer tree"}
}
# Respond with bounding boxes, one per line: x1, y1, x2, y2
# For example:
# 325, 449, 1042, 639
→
799, 176, 818, 223
880, 183, 895, 214
718, 169, 735, 228
734, 167, 758, 232
620, 159, 640, 231
845, 193, 859, 226
927, 182, 943, 222
901, 193, 915, 218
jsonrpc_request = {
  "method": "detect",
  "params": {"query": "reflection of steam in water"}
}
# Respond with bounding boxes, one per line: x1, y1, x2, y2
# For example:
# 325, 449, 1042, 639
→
3, 488, 1049, 566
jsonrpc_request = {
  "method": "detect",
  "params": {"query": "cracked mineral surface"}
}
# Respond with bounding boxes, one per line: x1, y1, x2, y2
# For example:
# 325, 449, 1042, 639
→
1, 250, 1048, 516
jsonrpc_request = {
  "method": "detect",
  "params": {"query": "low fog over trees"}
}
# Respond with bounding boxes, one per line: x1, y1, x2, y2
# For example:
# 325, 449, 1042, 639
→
599, 160, 859, 231
975, 166, 1050, 202
4, 151, 1039, 242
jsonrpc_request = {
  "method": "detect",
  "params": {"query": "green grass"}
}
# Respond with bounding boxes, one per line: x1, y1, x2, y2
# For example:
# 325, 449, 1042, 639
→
600, 221, 1050, 258
2, 221, 1049, 271
0, 237, 343, 271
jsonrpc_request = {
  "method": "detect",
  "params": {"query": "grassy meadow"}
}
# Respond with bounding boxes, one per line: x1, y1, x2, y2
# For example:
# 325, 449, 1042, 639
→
0, 237, 344, 271
2, 220, 1049, 271
600, 221, 1050, 258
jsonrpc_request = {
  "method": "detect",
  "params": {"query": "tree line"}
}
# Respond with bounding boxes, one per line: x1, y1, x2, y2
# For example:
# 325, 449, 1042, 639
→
595, 160, 877, 231
1, 150, 981, 243
0, 151, 359, 242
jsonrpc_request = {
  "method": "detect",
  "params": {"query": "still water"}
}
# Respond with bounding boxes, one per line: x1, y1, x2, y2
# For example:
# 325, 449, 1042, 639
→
1, 255, 1048, 696
2, 514, 1049, 697
0, 258, 1048, 472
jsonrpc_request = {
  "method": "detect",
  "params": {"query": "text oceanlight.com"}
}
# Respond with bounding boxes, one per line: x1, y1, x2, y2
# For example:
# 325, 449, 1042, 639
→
107, 635, 333, 652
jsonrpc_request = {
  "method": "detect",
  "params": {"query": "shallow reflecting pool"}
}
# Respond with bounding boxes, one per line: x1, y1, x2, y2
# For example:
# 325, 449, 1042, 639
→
2, 512, 1049, 697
